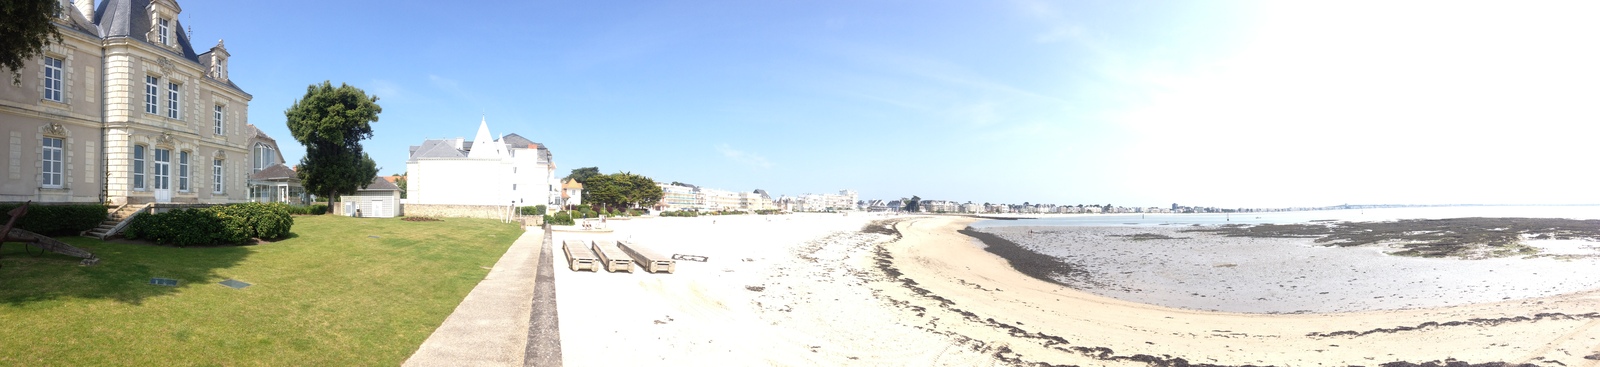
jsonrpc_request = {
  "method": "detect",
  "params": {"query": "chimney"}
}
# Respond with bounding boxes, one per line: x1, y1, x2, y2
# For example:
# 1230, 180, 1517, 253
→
74, 0, 94, 20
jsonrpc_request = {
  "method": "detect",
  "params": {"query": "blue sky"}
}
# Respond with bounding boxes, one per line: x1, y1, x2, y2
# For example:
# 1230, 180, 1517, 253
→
176, 0, 1600, 208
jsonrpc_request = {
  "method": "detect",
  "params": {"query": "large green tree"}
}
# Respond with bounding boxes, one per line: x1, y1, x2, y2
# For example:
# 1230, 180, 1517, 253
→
286, 81, 382, 211
566, 166, 602, 205
393, 172, 407, 199
1, 0, 63, 83
582, 173, 625, 212
622, 172, 663, 210
565, 167, 600, 184
904, 195, 921, 212
581, 172, 663, 212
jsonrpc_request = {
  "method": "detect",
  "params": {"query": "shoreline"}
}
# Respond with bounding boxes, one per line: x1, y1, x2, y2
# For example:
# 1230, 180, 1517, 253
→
966, 223, 1600, 314
880, 215, 1600, 366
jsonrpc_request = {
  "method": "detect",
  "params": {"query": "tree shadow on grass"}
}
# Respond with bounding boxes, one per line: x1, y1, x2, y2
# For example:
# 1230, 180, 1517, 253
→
0, 236, 252, 306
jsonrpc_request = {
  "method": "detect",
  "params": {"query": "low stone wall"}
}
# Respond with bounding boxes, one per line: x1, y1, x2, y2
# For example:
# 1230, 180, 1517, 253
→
403, 204, 517, 219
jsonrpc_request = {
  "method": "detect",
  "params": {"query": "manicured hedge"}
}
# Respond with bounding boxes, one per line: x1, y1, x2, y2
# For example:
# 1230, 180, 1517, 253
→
519, 205, 546, 216
124, 202, 295, 246
283, 204, 328, 215
0, 203, 107, 235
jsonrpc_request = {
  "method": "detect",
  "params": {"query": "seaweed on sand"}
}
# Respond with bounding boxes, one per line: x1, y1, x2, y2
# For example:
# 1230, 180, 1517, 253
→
1184, 217, 1600, 258
1110, 233, 1190, 241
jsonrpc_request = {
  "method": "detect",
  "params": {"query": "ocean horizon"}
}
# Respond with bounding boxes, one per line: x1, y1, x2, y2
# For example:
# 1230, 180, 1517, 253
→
970, 205, 1600, 229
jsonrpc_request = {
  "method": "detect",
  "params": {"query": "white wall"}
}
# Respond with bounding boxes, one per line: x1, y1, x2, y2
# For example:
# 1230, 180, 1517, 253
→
408, 158, 514, 206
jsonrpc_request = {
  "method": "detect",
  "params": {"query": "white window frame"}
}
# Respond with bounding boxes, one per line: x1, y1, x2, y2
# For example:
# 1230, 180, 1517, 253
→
158, 18, 170, 45
43, 57, 63, 102
133, 145, 146, 190
153, 148, 170, 190
166, 82, 180, 119
145, 76, 159, 114
178, 151, 190, 192
254, 143, 273, 172
213, 159, 224, 194
42, 137, 63, 188
214, 105, 225, 135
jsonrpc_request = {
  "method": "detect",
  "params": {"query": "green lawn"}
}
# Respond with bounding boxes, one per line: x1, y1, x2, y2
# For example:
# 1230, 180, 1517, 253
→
0, 215, 524, 366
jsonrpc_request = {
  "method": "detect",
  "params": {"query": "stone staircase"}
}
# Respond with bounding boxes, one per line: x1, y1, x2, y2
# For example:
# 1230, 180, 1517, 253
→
84, 203, 148, 239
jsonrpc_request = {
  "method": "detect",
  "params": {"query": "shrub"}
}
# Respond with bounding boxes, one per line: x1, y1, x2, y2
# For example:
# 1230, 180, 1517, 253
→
124, 208, 227, 246
519, 205, 547, 216
660, 210, 698, 217
0, 203, 107, 235
247, 203, 294, 240
545, 211, 574, 226
124, 203, 295, 246
627, 209, 643, 216
282, 204, 328, 215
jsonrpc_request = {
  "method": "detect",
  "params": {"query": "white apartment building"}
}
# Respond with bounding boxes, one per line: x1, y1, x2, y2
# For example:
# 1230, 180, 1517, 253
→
654, 183, 778, 212
405, 118, 557, 206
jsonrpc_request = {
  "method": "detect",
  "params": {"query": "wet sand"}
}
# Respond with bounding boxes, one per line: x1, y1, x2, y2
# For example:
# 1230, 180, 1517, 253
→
554, 214, 1600, 366
972, 225, 1600, 313
888, 216, 1600, 366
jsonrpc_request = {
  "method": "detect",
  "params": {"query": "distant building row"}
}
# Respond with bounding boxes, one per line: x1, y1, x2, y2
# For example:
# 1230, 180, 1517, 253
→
652, 185, 858, 213
654, 184, 776, 212
865, 199, 1175, 214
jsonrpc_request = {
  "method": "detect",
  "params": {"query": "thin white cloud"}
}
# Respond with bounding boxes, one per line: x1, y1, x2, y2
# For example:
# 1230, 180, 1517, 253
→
427, 74, 478, 103
369, 79, 402, 99
427, 74, 459, 90
716, 144, 773, 169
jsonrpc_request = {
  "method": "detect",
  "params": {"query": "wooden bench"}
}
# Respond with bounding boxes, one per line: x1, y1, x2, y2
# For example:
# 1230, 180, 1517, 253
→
619, 241, 674, 274
562, 240, 600, 272
590, 240, 633, 273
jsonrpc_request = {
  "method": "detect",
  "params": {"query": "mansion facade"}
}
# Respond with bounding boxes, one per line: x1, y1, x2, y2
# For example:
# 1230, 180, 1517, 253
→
0, 0, 278, 206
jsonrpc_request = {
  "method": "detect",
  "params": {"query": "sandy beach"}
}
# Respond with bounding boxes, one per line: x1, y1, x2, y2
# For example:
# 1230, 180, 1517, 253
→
553, 214, 1600, 366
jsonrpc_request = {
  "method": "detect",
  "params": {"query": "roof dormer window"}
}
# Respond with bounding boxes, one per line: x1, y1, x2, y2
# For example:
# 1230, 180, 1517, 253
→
158, 18, 170, 45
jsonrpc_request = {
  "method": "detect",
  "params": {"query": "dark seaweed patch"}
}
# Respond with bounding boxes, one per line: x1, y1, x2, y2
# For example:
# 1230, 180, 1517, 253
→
1184, 217, 1600, 258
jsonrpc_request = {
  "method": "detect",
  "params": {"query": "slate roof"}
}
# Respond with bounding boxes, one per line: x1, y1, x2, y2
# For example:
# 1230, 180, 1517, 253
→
95, 0, 197, 60
360, 176, 399, 191
93, 0, 247, 94
407, 139, 467, 161
499, 133, 537, 149
245, 124, 287, 164
59, 0, 101, 37
249, 163, 297, 181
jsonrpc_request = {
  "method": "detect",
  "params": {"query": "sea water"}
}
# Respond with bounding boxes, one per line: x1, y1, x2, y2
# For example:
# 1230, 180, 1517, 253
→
971, 205, 1600, 229
969, 205, 1600, 313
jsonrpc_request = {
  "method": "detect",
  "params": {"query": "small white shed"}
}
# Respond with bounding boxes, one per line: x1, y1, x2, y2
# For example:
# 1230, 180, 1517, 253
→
340, 177, 402, 218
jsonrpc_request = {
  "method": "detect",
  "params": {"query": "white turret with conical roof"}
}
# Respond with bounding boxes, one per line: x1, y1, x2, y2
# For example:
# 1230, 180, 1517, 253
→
466, 117, 505, 159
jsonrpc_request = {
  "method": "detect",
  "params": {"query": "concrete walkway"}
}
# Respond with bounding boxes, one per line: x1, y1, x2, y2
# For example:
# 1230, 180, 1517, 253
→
404, 227, 551, 367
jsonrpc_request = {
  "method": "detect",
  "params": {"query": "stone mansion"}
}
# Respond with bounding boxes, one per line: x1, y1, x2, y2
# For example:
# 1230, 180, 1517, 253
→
0, 0, 288, 206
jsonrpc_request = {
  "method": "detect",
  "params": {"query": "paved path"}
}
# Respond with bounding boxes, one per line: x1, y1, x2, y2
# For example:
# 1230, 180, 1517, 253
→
404, 227, 551, 367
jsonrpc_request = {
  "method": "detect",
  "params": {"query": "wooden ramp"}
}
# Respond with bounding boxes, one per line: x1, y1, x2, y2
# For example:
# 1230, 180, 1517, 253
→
562, 240, 599, 272
590, 240, 633, 273
619, 241, 674, 274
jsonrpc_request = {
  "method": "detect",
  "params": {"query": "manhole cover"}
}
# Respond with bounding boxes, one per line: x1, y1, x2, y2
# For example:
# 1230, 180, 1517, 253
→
219, 279, 251, 289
